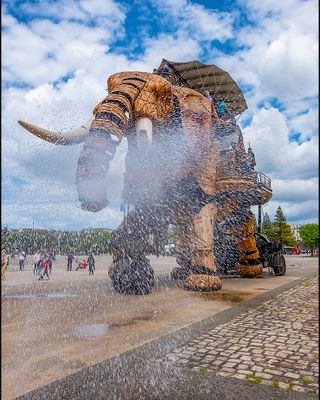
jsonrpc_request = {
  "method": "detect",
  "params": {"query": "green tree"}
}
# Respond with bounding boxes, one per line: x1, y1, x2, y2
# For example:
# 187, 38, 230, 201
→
273, 207, 295, 246
261, 212, 277, 241
1, 227, 113, 255
252, 214, 258, 231
299, 224, 319, 256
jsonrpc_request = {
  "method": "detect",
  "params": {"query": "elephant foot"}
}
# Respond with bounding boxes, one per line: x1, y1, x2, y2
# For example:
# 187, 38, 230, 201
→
171, 267, 191, 280
111, 256, 154, 295
184, 274, 222, 292
237, 262, 263, 278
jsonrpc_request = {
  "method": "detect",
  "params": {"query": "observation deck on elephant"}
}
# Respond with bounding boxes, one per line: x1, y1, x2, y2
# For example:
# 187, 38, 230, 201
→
157, 59, 247, 118
215, 132, 272, 206
255, 172, 273, 204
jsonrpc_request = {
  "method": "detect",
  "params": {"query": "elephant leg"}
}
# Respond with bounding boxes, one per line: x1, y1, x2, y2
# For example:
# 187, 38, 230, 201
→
109, 210, 155, 295
236, 214, 263, 278
173, 203, 222, 291
171, 217, 193, 280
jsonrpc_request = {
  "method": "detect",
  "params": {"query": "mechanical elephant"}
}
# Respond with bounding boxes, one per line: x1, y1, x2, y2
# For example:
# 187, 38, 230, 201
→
19, 71, 263, 294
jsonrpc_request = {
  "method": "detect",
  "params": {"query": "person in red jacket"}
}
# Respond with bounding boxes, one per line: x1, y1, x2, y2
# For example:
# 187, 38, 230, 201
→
39, 256, 50, 280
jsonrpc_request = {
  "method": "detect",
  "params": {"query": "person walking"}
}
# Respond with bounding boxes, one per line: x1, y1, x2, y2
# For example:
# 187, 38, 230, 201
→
39, 256, 50, 280
66, 250, 74, 271
88, 253, 95, 275
48, 252, 55, 274
37, 252, 45, 277
33, 250, 41, 275
19, 250, 26, 271
1, 249, 9, 281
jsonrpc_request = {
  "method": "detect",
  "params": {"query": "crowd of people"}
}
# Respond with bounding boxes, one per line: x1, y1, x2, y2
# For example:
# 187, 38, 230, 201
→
66, 251, 95, 274
33, 250, 55, 280
1, 249, 96, 281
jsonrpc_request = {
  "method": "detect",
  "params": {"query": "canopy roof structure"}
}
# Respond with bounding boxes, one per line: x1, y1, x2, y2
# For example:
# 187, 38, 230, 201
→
157, 59, 248, 117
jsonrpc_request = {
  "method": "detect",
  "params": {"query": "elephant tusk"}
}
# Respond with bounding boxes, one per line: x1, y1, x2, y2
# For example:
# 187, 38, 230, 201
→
136, 118, 152, 147
17, 117, 94, 145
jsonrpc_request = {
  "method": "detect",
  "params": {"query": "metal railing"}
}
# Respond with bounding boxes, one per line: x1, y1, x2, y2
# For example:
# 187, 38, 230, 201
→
257, 172, 272, 189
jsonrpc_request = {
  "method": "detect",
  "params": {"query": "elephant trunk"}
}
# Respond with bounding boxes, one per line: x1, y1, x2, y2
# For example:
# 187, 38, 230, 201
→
76, 77, 147, 212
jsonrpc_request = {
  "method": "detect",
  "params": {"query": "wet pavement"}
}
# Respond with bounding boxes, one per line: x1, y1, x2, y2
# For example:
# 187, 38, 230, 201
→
1, 255, 318, 399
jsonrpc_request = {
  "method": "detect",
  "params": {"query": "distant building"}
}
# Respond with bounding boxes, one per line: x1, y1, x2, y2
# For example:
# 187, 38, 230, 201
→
290, 224, 302, 242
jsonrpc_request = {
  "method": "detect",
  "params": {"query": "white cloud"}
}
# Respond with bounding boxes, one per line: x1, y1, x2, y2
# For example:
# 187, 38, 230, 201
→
138, 34, 203, 69
258, 199, 318, 225
2, 0, 126, 86
18, 0, 126, 27
271, 178, 319, 203
288, 109, 318, 140
153, 0, 235, 42
213, 0, 318, 118
242, 107, 318, 180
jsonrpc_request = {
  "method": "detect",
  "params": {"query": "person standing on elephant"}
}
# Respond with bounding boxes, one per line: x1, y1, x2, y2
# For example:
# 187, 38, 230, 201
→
158, 64, 171, 80
204, 91, 214, 104
217, 99, 226, 118
88, 253, 95, 275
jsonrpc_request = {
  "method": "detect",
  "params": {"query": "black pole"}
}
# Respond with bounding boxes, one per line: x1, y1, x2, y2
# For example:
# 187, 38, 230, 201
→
258, 205, 262, 233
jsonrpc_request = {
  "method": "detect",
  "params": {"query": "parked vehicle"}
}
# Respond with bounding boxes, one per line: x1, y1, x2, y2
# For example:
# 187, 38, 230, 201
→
215, 231, 286, 276
254, 233, 286, 276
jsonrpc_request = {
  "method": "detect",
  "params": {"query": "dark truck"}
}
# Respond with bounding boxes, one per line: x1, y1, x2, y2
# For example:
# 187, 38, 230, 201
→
254, 232, 286, 276
215, 231, 286, 276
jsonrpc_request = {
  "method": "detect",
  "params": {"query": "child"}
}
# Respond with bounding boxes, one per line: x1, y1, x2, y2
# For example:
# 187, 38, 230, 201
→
39, 257, 50, 280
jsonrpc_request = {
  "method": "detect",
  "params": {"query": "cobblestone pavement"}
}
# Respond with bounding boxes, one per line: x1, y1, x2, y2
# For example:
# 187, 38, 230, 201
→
160, 276, 319, 395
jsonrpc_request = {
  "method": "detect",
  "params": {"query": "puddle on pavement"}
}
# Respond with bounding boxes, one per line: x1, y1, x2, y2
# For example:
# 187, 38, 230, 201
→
197, 291, 250, 303
72, 311, 161, 338
47, 293, 76, 298
73, 324, 110, 338
3, 293, 76, 300
110, 310, 161, 328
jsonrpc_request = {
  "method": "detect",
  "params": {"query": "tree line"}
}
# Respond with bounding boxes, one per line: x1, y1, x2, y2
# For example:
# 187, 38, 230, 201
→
1, 227, 113, 255
1, 207, 318, 256
257, 206, 319, 254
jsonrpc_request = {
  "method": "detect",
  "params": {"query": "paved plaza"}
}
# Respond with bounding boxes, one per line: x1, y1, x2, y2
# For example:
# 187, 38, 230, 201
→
2, 255, 318, 399
160, 276, 319, 395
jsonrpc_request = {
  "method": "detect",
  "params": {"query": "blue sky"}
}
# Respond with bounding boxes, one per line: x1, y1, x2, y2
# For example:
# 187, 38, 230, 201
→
2, 0, 319, 230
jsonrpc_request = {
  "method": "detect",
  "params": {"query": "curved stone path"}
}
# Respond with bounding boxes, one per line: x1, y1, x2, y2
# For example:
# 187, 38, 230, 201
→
160, 276, 319, 395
